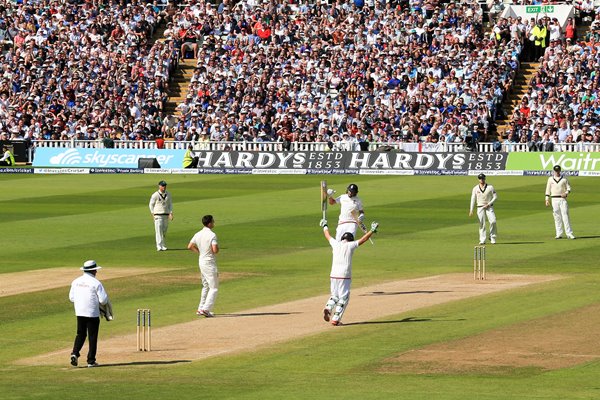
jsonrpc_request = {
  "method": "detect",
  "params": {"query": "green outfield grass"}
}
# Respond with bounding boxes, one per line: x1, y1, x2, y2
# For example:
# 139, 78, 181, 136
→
1, 174, 599, 399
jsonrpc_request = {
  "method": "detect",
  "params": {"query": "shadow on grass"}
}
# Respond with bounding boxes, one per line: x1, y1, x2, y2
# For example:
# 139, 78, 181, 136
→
493, 241, 544, 245
94, 360, 191, 367
217, 312, 301, 318
360, 290, 452, 296
343, 316, 466, 326
573, 235, 600, 240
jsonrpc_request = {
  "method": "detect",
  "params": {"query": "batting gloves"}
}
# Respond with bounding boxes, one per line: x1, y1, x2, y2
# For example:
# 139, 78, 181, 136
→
320, 218, 328, 229
370, 221, 379, 233
326, 189, 336, 196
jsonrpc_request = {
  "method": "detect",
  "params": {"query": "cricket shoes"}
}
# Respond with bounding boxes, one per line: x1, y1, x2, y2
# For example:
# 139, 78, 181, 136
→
323, 309, 331, 322
331, 320, 342, 326
161, 247, 167, 251
197, 309, 215, 318
490, 239, 496, 244
555, 236, 562, 240
87, 362, 99, 368
567, 235, 576, 240
70, 354, 78, 367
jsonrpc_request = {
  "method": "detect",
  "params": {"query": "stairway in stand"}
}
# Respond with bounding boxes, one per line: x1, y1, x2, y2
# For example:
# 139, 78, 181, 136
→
148, 24, 195, 133
164, 58, 195, 117
494, 61, 538, 140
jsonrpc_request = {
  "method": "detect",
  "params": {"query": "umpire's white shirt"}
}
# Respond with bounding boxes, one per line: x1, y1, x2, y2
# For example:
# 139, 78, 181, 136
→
336, 194, 363, 224
69, 272, 108, 317
329, 238, 359, 279
190, 227, 218, 266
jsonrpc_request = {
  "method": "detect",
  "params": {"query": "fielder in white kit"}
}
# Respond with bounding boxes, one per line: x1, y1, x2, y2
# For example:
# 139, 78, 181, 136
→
188, 215, 220, 317
320, 218, 378, 326
327, 183, 365, 241
469, 173, 498, 245
545, 165, 575, 239
149, 180, 173, 251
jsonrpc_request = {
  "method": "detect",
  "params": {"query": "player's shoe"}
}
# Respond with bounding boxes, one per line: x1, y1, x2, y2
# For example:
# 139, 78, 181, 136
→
323, 308, 331, 322
87, 362, 99, 368
198, 309, 214, 318
567, 235, 576, 240
70, 354, 78, 367
555, 236, 562, 239
161, 247, 167, 251
331, 320, 342, 326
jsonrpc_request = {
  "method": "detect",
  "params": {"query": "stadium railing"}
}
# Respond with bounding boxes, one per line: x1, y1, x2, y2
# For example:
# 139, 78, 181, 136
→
27, 140, 600, 162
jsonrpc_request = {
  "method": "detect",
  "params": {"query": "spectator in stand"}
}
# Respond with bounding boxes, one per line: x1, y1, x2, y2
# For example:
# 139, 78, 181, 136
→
532, 19, 548, 61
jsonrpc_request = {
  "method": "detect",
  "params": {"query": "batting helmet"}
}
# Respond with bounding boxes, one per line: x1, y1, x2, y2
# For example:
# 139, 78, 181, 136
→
341, 232, 355, 242
553, 165, 561, 172
347, 184, 359, 195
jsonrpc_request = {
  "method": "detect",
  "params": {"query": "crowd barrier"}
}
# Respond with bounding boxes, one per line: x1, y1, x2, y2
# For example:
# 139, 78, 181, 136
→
25, 140, 600, 164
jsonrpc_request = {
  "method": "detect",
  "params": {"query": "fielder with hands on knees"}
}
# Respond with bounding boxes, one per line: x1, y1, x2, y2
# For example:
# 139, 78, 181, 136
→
545, 165, 575, 239
188, 215, 219, 317
320, 217, 378, 326
327, 183, 365, 241
469, 173, 498, 245
69, 260, 111, 368
149, 180, 173, 251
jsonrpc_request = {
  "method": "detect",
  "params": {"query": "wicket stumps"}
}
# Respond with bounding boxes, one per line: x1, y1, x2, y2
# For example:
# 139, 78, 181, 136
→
136, 309, 151, 351
473, 246, 486, 280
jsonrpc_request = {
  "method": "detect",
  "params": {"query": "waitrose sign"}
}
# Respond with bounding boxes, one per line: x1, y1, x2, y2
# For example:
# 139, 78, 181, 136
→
506, 152, 600, 171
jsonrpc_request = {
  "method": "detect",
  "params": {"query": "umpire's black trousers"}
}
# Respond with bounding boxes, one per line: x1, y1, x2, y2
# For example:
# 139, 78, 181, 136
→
72, 316, 100, 364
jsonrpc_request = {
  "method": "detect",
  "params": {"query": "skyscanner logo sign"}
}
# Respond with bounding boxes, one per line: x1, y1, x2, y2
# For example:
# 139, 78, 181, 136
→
49, 149, 83, 165
34, 148, 183, 169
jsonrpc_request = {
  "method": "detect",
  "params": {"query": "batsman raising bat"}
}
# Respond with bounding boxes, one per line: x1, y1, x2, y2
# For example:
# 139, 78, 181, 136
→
320, 217, 379, 326
326, 183, 367, 242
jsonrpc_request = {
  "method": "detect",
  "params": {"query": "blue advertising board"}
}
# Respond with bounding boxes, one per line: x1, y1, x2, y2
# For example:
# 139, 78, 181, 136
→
33, 148, 185, 169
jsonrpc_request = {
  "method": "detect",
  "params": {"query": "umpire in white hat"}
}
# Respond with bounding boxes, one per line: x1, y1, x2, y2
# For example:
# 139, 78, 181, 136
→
69, 260, 110, 368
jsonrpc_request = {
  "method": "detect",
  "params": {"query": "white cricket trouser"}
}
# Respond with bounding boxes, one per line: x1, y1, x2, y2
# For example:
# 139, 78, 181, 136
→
198, 264, 219, 312
335, 222, 358, 241
154, 215, 169, 250
476, 206, 497, 244
551, 198, 573, 238
326, 278, 351, 323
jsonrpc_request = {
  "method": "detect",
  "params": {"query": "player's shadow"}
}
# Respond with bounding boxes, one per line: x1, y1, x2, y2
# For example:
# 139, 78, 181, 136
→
218, 312, 301, 318
360, 290, 452, 296
572, 235, 600, 239
343, 316, 466, 326
493, 241, 544, 245
94, 360, 191, 367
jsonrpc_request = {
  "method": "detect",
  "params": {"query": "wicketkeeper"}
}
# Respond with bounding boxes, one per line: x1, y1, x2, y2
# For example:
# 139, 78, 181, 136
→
320, 218, 378, 326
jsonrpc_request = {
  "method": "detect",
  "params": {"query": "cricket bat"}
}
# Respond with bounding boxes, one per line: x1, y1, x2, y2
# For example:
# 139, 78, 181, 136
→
320, 180, 327, 220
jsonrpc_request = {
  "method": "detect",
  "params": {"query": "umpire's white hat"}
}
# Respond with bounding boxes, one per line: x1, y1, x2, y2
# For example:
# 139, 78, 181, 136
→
81, 260, 102, 271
